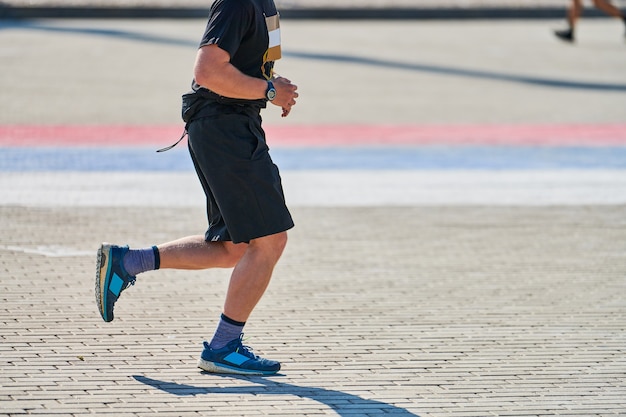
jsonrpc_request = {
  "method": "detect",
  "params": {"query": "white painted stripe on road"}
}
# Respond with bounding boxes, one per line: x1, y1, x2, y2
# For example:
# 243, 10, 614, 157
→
1, 171, 625, 207
0, 245, 93, 257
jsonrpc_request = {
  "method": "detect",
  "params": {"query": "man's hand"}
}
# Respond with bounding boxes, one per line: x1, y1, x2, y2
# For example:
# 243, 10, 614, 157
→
272, 76, 298, 117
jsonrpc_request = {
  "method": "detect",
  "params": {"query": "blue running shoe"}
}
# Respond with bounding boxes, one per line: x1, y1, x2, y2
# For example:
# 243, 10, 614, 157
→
198, 335, 281, 375
95, 243, 136, 322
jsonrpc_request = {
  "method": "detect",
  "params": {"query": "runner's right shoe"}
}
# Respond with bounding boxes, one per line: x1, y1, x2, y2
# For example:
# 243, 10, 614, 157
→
95, 243, 136, 322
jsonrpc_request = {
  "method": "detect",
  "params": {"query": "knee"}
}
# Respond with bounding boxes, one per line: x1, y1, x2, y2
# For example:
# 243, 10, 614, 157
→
221, 242, 247, 267
266, 231, 288, 258
272, 231, 288, 252
250, 231, 288, 261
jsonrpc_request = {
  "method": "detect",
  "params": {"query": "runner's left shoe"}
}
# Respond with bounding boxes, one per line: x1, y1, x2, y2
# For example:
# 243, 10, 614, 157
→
95, 243, 136, 322
554, 29, 574, 42
198, 335, 281, 375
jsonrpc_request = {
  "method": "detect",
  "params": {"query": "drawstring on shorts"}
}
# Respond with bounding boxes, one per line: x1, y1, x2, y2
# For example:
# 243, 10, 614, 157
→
156, 128, 188, 153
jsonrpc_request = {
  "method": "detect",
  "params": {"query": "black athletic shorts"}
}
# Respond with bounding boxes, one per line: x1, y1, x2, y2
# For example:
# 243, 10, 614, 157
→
186, 102, 294, 244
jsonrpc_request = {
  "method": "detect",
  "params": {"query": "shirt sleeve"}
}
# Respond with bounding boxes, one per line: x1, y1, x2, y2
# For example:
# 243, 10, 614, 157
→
199, 0, 254, 59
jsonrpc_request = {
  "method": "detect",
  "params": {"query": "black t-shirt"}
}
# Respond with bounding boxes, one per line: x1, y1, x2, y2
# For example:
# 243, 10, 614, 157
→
190, 0, 278, 105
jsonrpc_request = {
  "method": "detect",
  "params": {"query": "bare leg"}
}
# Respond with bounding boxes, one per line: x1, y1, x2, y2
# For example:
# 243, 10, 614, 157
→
568, 0, 584, 30
592, 0, 625, 18
223, 232, 288, 323
158, 235, 247, 270
157, 232, 287, 322
555, 0, 583, 41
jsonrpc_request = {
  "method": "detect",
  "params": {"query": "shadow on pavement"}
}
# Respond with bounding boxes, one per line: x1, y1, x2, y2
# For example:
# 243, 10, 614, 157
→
3, 20, 625, 92
133, 374, 422, 416
0, 19, 198, 47
285, 51, 626, 92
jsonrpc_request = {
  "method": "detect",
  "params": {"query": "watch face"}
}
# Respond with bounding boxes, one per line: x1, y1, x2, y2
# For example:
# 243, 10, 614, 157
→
267, 88, 277, 101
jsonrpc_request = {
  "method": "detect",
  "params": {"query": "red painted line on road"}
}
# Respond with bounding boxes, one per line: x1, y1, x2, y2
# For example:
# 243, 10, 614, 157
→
1, 124, 625, 147
267, 124, 626, 146
0, 125, 184, 147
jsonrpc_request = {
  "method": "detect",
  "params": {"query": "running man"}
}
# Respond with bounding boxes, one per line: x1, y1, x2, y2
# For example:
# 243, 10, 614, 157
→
95, 0, 299, 376
555, 0, 626, 42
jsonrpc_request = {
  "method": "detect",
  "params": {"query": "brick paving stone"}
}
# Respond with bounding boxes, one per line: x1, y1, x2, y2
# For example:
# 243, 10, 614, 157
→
1, 206, 626, 416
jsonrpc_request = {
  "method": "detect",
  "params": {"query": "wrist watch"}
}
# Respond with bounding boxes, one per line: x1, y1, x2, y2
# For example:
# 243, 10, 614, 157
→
265, 81, 277, 101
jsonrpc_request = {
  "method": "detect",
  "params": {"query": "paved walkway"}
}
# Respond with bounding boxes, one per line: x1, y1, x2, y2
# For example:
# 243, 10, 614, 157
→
1, 17, 626, 417
2, 205, 626, 417
1, 19, 625, 126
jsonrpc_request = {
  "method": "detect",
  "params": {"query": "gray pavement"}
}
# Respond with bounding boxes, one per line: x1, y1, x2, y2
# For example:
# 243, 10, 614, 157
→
1, 16, 626, 417
1, 18, 625, 125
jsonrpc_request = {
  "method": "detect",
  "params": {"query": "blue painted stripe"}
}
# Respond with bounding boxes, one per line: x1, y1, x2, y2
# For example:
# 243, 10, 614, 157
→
0, 147, 194, 171
2, 146, 626, 171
